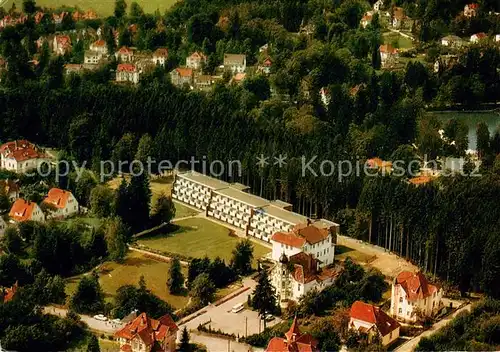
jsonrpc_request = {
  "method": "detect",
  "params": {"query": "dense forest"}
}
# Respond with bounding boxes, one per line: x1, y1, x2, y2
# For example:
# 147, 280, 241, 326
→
0, 0, 499, 299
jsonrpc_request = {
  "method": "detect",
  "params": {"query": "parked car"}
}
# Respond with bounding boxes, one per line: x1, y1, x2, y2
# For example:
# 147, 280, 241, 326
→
262, 314, 275, 322
232, 303, 244, 313
93, 314, 107, 321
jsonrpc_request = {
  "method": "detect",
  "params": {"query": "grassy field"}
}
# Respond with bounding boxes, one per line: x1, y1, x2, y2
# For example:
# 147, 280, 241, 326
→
8, 0, 179, 17
99, 338, 120, 352
137, 217, 271, 263
173, 201, 199, 219
335, 244, 374, 264
61, 215, 102, 229
65, 251, 189, 309
383, 32, 414, 49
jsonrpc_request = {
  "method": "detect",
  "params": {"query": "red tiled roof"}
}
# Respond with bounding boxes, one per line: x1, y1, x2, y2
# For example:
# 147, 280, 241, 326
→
380, 44, 397, 54
120, 345, 132, 352
362, 14, 372, 21
1, 141, 47, 162
272, 232, 307, 248
175, 67, 193, 77
393, 7, 404, 19
9, 199, 37, 222
43, 188, 72, 209
154, 48, 168, 57
92, 39, 106, 47
409, 176, 432, 185
115, 313, 177, 346
263, 58, 272, 66
396, 271, 439, 301
473, 32, 487, 39
117, 64, 137, 72
272, 224, 330, 248
467, 3, 479, 9
55, 35, 71, 47
350, 301, 400, 336
3, 281, 18, 303
189, 51, 207, 61
117, 46, 133, 54
265, 318, 318, 352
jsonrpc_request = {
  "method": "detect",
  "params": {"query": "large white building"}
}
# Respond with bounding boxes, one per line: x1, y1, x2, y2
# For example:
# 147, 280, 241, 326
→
172, 171, 338, 242
0, 140, 50, 174
390, 271, 443, 323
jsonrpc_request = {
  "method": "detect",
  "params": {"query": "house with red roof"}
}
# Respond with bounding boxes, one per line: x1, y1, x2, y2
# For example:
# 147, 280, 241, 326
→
186, 51, 207, 70
392, 7, 405, 28
34, 11, 45, 24
464, 3, 479, 17
258, 57, 273, 74
52, 12, 68, 25
379, 44, 398, 68
170, 67, 193, 87
53, 35, 71, 55
0, 140, 49, 173
470, 32, 487, 43
265, 317, 319, 352
9, 199, 45, 223
349, 301, 400, 346
361, 13, 372, 28
390, 271, 443, 322
153, 48, 169, 67
271, 222, 337, 267
115, 46, 135, 62
114, 312, 178, 352
90, 40, 108, 56
43, 188, 79, 219
2, 281, 18, 303
116, 64, 140, 84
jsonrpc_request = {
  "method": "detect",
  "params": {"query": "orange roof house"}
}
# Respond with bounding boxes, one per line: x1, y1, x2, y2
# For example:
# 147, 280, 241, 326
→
272, 224, 331, 249
265, 317, 319, 352
409, 175, 432, 185
349, 301, 400, 346
9, 199, 45, 222
43, 188, 73, 209
115, 313, 178, 352
390, 271, 443, 322
3, 281, 18, 303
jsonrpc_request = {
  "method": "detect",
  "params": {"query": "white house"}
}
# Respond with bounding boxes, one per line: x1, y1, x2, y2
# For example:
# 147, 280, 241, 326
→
271, 222, 336, 267
89, 39, 108, 56
380, 44, 398, 68
441, 35, 464, 48
464, 3, 479, 17
9, 199, 45, 223
115, 46, 134, 62
0, 140, 49, 174
373, 0, 383, 11
271, 251, 339, 307
223, 53, 246, 73
470, 32, 487, 43
0, 217, 6, 237
349, 301, 400, 347
116, 64, 140, 84
390, 271, 443, 323
152, 48, 168, 67
43, 188, 79, 219
170, 67, 193, 87
495, 34, 500, 42
186, 52, 207, 70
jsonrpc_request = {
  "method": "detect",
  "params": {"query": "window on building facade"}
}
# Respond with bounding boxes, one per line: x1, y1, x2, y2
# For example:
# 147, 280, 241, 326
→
298, 284, 301, 291
399, 297, 403, 303
398, 308, 402, 314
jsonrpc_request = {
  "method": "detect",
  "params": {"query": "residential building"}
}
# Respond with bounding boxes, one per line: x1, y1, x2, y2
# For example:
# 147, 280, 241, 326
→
53, 35, 71, 55
271, 222, 337, 267
153, 48, 169, 67
65, 64, 84, 74
84, 50, 102, 64
373, 0, 384, 11
230, 72, 246, 84
319, 87, 331, 108
349, 301, 400, 346
464, 3, 479, 17
43, 188, 79, 219
379, 44, 398, 68
52, 12, 68, 25
194, 75, 214, 90
265, 317, 318, 352
186, 51, 207, 70
9, 199, 45, 223
390, 271, 443, 322
115, 46, 134, 62
258, 57, 272, 74
172, 171, 339, 242
116, 64, 140, 84
470, 32, 487, 43
271, 251, 340, 306
0, 217, 6, 237
114, 312, 178, 352
0, 140, 49, 173
441, 35, 464, 48
0, 179, 19, 201
223, 53, 246, 73
170, 67, 193, 87
361, 13, 372, 28
259, 43, 269, 53
392, 7, 405, 28
2, 281, 18, 303
34, 11, 45, 24
366, 157, 392, 173
434, 54, 459, 73
89, 39, 108, 56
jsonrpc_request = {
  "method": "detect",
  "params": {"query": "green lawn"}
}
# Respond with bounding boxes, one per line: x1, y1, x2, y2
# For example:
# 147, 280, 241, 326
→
99, 338, 120, 352
173, 201, 199, 219
65, 251, 189, 310
137, 217, 271, 263
8, 0, 179, 16
335, 244, 374, 264
61, 215, 102, 229
383, 32, 414, 49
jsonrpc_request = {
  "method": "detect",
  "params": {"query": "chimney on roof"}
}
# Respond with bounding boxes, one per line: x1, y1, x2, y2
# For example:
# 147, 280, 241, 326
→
306, 219, 312, 226
14, 140, 18, 149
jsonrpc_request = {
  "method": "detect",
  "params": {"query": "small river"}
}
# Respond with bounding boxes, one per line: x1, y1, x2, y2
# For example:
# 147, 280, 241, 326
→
429, 111, 500, 150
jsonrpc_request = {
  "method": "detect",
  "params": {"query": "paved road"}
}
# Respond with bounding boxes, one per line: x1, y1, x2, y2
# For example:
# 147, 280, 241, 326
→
189, 333, 264, 352
394, 303, 472, 352
43, 306, 124, 334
